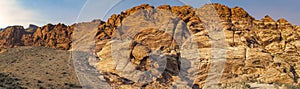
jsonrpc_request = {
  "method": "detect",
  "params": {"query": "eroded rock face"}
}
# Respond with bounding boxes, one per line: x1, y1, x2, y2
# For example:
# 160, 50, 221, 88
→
0, 26, 26, 48
0, 3, 299, 89
0, 20, 103, 50
32, 23, 73, 50
0, 24, 72, 50
96, 8, 185, 87
95, 3, 300, 89
96, 29, 181, 88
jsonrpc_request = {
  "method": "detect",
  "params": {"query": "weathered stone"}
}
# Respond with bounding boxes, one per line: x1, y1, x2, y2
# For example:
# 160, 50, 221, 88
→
0, 26, 25, 48
261, 15, 277, 29
0, 23, 76, 50
256, 29, 281, 46
277, 18, 293, 29
245, 48, 273, 68
265, 42, 284, 55
1, 3, 300, 89
281, 29, 300, 43
259, 67, 295, 84
93, 4, 300, 88
132, 45, 150, 61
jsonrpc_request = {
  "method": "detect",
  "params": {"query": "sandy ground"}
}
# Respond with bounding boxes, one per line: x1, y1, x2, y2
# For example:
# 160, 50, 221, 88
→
0, 46, 82, 89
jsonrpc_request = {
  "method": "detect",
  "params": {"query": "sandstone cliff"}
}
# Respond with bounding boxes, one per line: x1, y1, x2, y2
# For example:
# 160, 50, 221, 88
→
0, 3, 299, 89
0, 20, 103, 50
94, 3, 300, 89
0, 24, 72, 50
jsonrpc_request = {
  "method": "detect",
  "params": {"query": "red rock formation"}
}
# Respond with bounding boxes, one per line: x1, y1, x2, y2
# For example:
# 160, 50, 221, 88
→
0, 23, 90, 50
0, 26, 25, 48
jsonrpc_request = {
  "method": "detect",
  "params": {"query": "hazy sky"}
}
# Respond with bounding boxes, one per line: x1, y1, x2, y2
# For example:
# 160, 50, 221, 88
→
0, 0, 299, 28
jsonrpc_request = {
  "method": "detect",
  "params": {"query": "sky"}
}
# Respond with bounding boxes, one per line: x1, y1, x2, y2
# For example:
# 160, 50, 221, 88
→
0, 0, 299, 28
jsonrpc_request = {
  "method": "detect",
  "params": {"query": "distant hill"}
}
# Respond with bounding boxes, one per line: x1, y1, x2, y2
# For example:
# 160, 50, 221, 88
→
0, 20, 103, 50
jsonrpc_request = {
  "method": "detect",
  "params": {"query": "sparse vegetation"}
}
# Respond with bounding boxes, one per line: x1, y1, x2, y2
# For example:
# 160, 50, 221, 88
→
284, 84, 300, 89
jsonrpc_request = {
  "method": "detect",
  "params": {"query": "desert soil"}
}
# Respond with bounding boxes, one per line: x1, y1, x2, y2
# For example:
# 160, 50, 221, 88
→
0, 46, 81, 89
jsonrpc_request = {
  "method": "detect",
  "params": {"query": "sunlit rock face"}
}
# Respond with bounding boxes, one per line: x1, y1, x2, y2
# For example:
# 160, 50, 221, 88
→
0, 3, 299, 89
0, 20, 103, 50
95, 3, 300, 88
0, 24, 72, 50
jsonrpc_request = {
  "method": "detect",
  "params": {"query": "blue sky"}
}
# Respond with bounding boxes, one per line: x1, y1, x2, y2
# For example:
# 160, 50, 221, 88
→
0, 0, 299, 28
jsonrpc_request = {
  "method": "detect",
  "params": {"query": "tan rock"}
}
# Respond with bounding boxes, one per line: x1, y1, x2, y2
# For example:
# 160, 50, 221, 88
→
1, 3, 300, 89
93, 4, 300, 88
245, 48, 273, 68
259, 68, 295, 84
285, 43, 297, 53
281, 29, 300, 43
265, 42, 284, 55
231, 7, 254, 22
262, 15, 275, 22
256, 29, 281, 46
277, 18, 293, 29
132, 45, 150, 61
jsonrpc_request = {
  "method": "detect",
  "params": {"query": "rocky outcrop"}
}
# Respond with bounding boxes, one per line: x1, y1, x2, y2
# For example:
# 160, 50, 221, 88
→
0, 26, 25, 48
31, 23, 73, 50
0, 20, 103, 50
0, 24, 71, 50
0, 3, 299, 89
96, 28, 181, 88
94, 3, 300, 89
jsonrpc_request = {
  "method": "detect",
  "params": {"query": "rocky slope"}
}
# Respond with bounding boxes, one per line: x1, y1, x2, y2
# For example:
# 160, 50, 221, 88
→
0, 3, 299, 89
94, 3, 300, 89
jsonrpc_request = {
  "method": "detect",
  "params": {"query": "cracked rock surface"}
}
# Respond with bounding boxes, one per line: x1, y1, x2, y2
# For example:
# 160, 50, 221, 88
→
95, 4, 300, 89
0, 3, 299, 89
